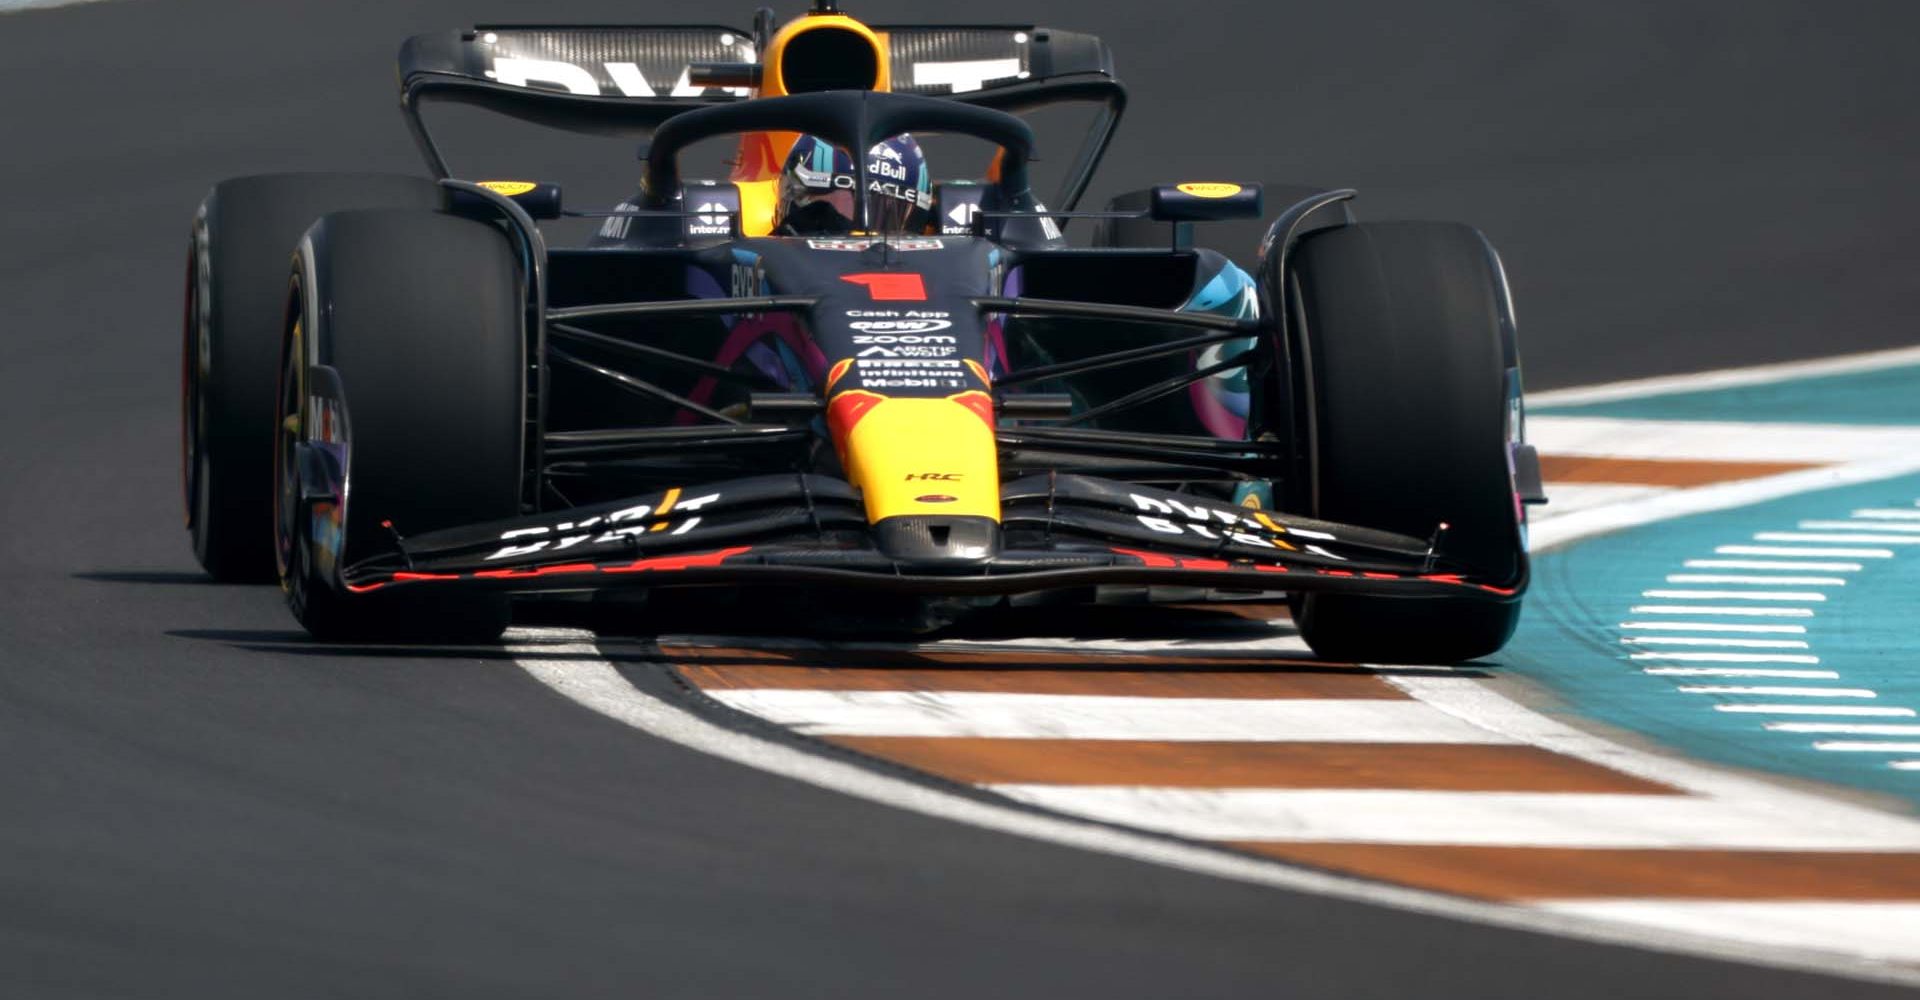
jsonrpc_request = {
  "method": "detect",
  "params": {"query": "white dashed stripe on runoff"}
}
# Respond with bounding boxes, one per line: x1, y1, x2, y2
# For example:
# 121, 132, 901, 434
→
1765, 723, 1920, 735
1534, 902, 1920, 965
1630, 653, 1822, 664
1620, 622, 1808, 633
1674, 687, 1876, 698
1714, 705, 1917, 717
1640, 590, 1829, 602
1715, 545, 1893, 558
698, 690, 1519, 743
983, 786, 1920, 849
1813, 742, 1920, 753
1683, 559, 1863, 571
1891, 761, 1920, 771
1629, 606, 1815, 617
1799, 520, 1920, 533
1621, 637, 1810, 649
1753, 533, 1920, 545
1643, 668, 1839, 679
1663, 575, 1846, 586
1851, 508, 1920, 520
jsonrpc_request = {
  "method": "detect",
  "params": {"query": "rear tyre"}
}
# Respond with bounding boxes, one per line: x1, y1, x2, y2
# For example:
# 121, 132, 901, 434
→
1285, 222, 1526, 664
277, 210, 523, 642
184, 174, 441, 581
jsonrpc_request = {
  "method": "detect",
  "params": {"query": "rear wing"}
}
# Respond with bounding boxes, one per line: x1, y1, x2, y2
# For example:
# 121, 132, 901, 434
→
397, 21, 1124, 209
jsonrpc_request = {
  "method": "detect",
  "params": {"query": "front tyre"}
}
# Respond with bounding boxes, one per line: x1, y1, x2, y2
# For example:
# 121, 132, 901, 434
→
277, 209, 524, 642
184, 173, 441, 582
1285, 222, 1527, 664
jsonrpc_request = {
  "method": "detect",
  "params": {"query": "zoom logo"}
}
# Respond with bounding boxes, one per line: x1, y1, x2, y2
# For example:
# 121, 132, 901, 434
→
850, 320, 954, 334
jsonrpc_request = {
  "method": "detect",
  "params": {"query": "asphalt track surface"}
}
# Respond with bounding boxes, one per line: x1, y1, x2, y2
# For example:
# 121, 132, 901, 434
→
2, 0, 1917, 996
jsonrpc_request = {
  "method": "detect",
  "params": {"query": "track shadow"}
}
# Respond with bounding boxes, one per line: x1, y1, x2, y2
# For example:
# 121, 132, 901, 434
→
163, 602, 1496, 677
75, 570, 227, 586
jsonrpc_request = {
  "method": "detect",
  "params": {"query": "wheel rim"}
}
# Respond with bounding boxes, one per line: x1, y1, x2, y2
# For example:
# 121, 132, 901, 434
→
182, 239, 204, 534
273, 302, 305, 602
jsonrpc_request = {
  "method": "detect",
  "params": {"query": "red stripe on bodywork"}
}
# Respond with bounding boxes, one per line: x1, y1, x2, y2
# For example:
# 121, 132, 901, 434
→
840, 273, 926, 301
602, 546, 754, 574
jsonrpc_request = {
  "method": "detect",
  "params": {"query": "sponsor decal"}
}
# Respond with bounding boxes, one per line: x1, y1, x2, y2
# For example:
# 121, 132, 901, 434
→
840, 273, 927, 301
854, 344, 957, 359
1128, 492, 1301, 551
807, 238, 945, 252
488, 50, 755, 99
731, 261, 761, 298
688, 202, 733, 236
478, 180, 539, 197
868, 179, 933, 209
483, 488, 723, 561
850, 320, 954, 335
945, 201, 980, 233
905, 473, 961, 481
1176, 182, 1243, 199
852, 359, 969, 386
914, 494, 959, 504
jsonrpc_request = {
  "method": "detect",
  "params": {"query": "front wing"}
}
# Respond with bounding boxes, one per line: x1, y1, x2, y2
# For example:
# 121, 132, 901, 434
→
337, 474, 1524, 601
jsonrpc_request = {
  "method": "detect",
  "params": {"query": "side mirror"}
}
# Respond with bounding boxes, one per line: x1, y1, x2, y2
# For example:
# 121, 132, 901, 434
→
1150, 182, 1263, 223
449, 180, 564, 220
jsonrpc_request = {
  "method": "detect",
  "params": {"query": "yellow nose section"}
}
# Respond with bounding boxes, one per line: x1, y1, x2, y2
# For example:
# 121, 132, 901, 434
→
828, 390, 1000, 522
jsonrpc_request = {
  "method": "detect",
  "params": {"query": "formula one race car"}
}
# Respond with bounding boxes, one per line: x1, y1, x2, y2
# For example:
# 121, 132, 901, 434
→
181, 3, 1545, 662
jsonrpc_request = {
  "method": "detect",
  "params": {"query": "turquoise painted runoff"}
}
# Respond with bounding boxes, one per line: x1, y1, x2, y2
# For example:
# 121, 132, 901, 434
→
1532, 362, 1920, 425
1508, 474, 1920, 805
1510, 363, 1920, 806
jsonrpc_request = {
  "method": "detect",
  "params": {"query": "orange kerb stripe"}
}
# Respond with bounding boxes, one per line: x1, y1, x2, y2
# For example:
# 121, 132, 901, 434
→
824, 738, 1675, 792
1231, 844, 1920, 901
1538, 454, 1820, 487
673, 663, 1406, 699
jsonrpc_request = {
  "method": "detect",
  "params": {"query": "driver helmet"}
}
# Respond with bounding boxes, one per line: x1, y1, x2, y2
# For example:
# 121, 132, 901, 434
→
775, 133, 933, 236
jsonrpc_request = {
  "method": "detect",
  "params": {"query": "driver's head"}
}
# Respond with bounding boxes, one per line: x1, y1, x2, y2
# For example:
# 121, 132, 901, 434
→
776, 133, 932, 236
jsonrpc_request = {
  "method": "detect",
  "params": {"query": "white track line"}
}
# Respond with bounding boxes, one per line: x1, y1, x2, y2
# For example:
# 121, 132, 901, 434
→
1814, 742, 1920, 753
1754, 532, 1920, 545
984, 786, 1920, 848
1640, 590, 1828, 602
1524, 345, 1920, 407
1643, 669, 1839, 679
1800, 520, 1920, 533
1630, 653, 1822, 664
1683, 559, 1863, 571
1531, 457, 1920, 552
1716, 545, 1893, 558
1851, 509, 1920, 520
1535, 902, 1920, 965
1675, 687, 1875, 699
1621, 622, 1808, 633
1629, 605, 1816, 617
1891, 762, 1920, 771
1664, 575, 1846, 586
698, 690, 1516, 743
1766, 723, 1920, 735
1526, 417, 1920, 464
1714, 705, 1916, 717
1622, 637, 1810, 649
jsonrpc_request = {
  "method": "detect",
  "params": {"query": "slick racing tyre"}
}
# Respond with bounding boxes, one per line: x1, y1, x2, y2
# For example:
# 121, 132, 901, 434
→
277, 209, 522, 642
184, 173, 441, 581
1286, 221, 1527, 664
